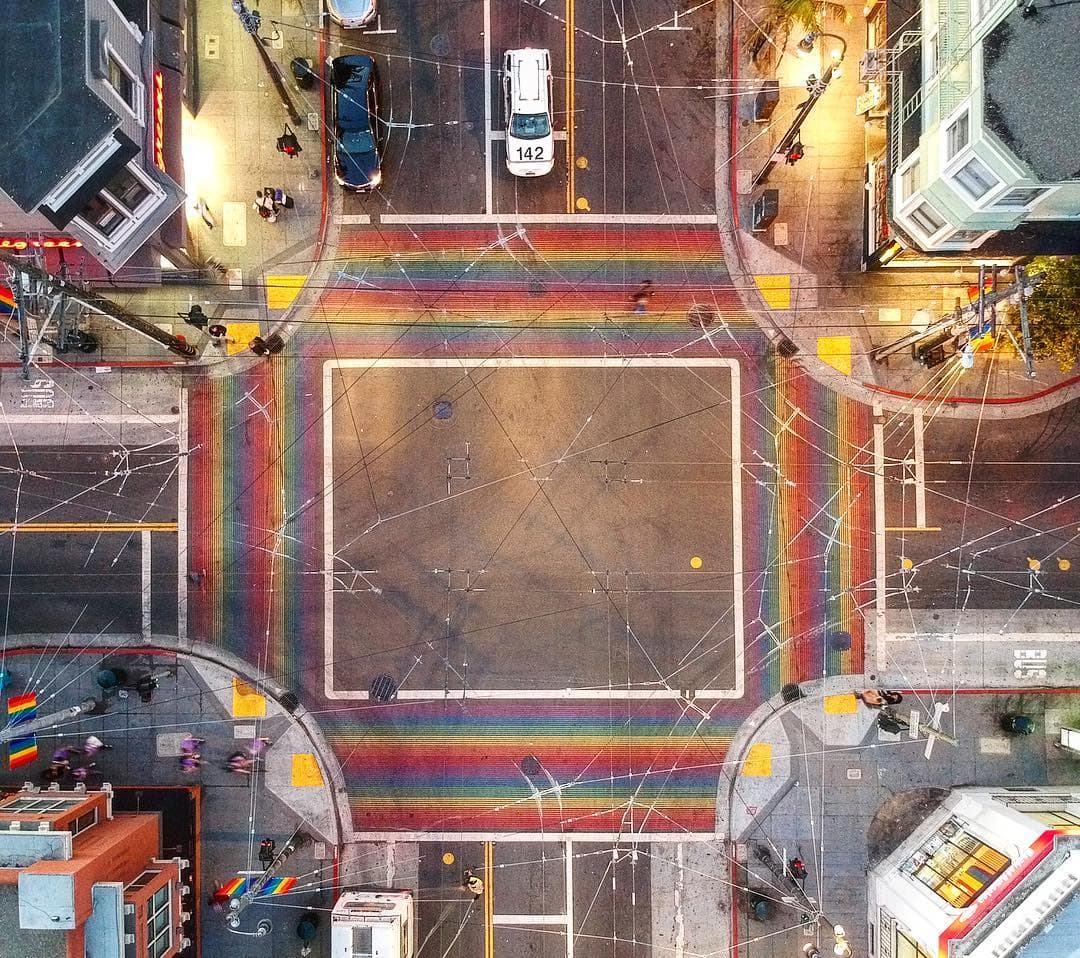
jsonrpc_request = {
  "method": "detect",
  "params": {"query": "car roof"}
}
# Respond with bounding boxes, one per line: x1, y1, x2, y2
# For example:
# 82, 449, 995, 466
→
332, 56, 375, 129
327, 0, 375, 19
507, 49, 548, 106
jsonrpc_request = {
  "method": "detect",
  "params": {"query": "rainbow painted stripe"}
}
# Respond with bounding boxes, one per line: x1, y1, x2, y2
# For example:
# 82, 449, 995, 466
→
220, 875, 298, 898
7, 693, 37, 723
0, 285, 14, 315
8, 736, 37, 769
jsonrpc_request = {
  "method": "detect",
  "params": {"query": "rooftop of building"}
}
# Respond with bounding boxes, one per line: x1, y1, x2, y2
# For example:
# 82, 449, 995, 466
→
983, 1, 1080, 182
0, 0, 120, 210
0, 884, 67, 958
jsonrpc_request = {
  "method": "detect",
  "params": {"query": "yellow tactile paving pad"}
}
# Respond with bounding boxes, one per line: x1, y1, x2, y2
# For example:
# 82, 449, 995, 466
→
753, 275, 791, 310
231, 678, 266, 718
292, 753, 324, 787
824, 693, 859, 714
741, 743, 773, 777
817, 335, 852, 376
266, 275, 306, 311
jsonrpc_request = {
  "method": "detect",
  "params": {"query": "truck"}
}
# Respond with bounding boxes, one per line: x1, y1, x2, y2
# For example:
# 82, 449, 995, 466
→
331, 890, 415, 958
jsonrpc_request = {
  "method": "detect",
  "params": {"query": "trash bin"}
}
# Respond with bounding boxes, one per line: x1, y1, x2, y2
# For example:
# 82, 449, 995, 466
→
1002, 713, 1035, 735
291, 57, 315, 90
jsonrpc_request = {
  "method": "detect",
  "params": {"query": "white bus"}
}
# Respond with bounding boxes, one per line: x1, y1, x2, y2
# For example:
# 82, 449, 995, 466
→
331, 890, 415, 958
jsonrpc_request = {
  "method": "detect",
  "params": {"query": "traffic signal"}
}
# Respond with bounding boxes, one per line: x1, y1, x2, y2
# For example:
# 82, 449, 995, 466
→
785, 141, 805, 165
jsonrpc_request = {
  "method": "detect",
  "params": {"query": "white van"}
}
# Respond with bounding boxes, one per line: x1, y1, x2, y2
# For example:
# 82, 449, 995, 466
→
503, 48, 555, 177
332, 890, 415, 958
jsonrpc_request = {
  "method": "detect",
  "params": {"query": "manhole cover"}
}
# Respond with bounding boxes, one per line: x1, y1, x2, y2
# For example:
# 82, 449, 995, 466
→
688, 304, 718, 328
433, 400, 453, 420
430, 34, 450, 55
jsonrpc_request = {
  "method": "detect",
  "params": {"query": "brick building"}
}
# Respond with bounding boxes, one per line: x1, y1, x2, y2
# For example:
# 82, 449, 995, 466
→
0, 783, 191, 958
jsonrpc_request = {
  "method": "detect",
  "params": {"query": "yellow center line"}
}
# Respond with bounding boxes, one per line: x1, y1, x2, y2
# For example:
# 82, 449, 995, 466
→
565, 0, 575, 213
0, 522, 178, 534
485, 840, 494, 958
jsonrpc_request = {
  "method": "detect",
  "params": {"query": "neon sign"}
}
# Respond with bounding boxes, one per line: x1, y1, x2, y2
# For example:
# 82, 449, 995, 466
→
0, 237, 83, 251
153, 70, 166, 172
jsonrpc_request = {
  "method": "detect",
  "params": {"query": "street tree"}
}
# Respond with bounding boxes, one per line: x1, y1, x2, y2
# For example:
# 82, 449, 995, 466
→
744, 0, 850, 67
1009, 257, 1080, 372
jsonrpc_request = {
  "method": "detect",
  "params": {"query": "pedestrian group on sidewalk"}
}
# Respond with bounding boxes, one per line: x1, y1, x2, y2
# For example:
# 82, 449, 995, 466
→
253, 188, 294, 223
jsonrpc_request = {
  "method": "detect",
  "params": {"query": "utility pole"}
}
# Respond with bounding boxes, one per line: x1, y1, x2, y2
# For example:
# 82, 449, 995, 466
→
226, 825, 310, 930
1015, 265, 1036, 379
752, 34, 847, 189
231, 1, 303, 125
0, 699, 99, 745
0, 251, 198, 362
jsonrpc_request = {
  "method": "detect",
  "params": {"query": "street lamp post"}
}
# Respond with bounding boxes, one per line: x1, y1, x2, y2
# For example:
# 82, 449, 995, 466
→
230, 1, 303, 126
751, 33, 848, 189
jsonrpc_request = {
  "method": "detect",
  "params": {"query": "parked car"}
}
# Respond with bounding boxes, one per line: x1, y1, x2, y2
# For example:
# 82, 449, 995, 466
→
503, 48, 554, 177
327, 0, 377, 28
330, 55, 382, 191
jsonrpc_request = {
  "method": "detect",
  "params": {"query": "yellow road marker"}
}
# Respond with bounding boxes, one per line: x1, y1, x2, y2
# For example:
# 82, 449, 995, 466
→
753, 275, 791, 310
1059, 558, 1072, 571
484, 841, 494, 958
816, 335, 852, 376
0, 522, 178, 534
443, 851, 456, 865
1028, 557, 1042, 571
900, 557, 914, 571
690, 556, 703, 569
741, 743, 772, 777
566, 0, 575, 213
224, 320, 262, 356
291, 753, 324, 787
231, 678, 267, 718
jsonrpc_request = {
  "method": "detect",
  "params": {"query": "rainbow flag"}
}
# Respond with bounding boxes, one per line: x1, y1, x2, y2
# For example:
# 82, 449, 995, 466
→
0, 284, 14, 317
7, 693, 36, 723
220, 875, 298, 898
9, 736, 37, 768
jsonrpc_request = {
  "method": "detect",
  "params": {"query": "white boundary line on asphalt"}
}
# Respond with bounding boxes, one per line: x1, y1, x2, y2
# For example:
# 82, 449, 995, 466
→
493, 914, 567, 925
483, 0, 494, 214
565, 839, 575, 958
350, 829, 712, 842
0, 413, 181, 424
322, 357, 744, 701
177, 387, 188, 642
142, 529, 152, 640
335, 214, 372, 225
873, 403, 887, 672
379, 213, 719, 225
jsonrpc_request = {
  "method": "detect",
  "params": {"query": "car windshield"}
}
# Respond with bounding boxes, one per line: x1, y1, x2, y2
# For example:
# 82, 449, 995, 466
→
510, 112, 550, 140
342, 130, 376, 155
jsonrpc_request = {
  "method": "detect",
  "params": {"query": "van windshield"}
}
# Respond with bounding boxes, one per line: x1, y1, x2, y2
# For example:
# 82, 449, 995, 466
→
510, 112, 550, 139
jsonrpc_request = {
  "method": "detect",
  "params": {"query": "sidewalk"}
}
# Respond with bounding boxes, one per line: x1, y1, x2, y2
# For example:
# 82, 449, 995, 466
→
0, 0, 331, 374
715, 2, 1080, 419
0, 635, 349, 957
719, 676, 1080, 958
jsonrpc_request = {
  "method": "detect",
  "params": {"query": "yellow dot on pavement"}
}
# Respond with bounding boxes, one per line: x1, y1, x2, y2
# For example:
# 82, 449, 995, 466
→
690, 556, 703, 569
575, 196, 591, 211
442, 852, 456, 866
900, 557, 913, 571
1059, 558, 1072, 571
1028, 557, 1042, 571
576, 155, 589, 169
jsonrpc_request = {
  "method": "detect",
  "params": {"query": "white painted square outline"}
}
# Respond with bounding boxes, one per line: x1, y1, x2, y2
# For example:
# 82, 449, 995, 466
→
323, 358, 744, 700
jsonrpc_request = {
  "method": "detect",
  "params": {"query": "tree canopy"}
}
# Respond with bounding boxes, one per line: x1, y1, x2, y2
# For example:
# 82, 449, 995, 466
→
1016, 257, 1080, 373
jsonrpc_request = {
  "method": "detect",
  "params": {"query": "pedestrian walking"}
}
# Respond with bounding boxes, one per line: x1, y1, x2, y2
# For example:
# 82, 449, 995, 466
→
51, 745, 81, 769
789, 856, 807, 881
877, 708, 909, 735
181, 734, 205, 755
83, 734, 111, 756
180, 304, 209, 331
72, 762, 97, 782
259, 838, 276, 867
180, 752, 202, 774
856, 689, 903, 709
226, 751, 254, 774
253, 191, 277, 222
247, 737, 272, 757
632, 279, 654, 314
462, 869, 485, 898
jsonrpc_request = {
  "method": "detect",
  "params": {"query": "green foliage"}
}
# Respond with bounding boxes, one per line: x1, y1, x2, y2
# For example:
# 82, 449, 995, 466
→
743, 0, 851, 67
1018, 257, 1080, 373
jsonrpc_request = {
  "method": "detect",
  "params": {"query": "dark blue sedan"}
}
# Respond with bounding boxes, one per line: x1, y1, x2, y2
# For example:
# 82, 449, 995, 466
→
331, 55, 382, 191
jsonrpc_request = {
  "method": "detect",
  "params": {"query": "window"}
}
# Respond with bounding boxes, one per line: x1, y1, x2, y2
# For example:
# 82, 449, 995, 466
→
902, 818, 1010, 908
3, 796, 84, 814
908, 202, 945, 237
147, 883, 172, 958
895, 928, 932, 958
994, 187, 1047, 208
901, 160, 920, 201
107, 52, 137, 111
953, 157, 998, 201
69, 809, 98, 836
75, 162, 159, 245
1025, 810, 1080, 827
946, 113, 969, 159
127, 869, 160, 891
945, 230, 984, 244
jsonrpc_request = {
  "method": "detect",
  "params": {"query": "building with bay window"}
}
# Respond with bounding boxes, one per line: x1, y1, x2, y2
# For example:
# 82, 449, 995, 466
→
863, 0, 1080, 264
0, 0, 188, 277
869, 787, 1080, 958
0, 783, 190, 958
